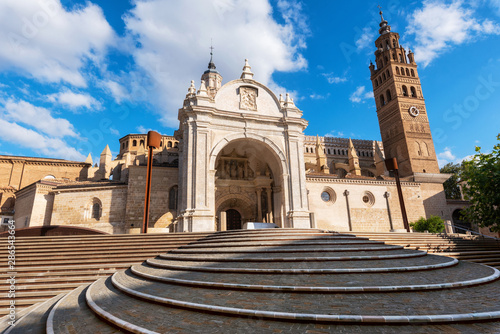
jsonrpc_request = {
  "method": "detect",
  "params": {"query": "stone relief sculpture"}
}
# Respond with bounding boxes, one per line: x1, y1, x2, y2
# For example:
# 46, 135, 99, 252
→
239, 86, 258, 111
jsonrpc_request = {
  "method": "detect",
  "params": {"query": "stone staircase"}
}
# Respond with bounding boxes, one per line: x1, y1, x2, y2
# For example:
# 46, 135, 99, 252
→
0, 232, 210, 318
353, 232, 500, 268
2, 229, 500, 333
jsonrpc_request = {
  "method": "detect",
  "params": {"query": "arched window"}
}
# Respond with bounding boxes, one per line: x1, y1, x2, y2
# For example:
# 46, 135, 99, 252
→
399, 54, 404, 63
411, 86, 417, 97
92, 203, 101, 220
375, 80, 379, 87
386, 69, 390, 77
402, 86, 408, 96
160, 141, 163, 147
327, 149, 331, 154
382, 73, 386, 81
378, 77, 382, 86
126, 141, 129, 148
406, 68, 410, 76
401, 68, 405, 76
169, 186, 178, 211
122, 143, 125, 150
43, 175, 55, 180
396, 67, 400, 75
167, 141, 172, 148
306, 147, 309, 153
411, 69, 415, 77
133, 140, 137, 146
174, 142, 178, 148
334, 149, 337, 155
386, 89, 392, 101
140, 140, 144, 146
392, 39, 397, 48
380, 94, 386, 106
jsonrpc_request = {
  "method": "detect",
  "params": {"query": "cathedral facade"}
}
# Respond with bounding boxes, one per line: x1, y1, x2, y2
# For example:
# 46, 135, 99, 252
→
1, 16, 455, 234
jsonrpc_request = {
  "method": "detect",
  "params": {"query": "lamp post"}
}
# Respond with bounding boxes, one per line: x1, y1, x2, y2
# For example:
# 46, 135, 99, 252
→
142, 131, 162, 234
385, 158, 410, 232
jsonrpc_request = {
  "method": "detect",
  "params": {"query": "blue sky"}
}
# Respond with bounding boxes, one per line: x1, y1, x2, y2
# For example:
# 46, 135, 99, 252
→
0, 0, 499, 167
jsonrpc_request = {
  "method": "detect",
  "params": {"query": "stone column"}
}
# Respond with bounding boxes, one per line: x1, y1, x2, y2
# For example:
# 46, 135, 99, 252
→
266, 187, 273, 223
256, 188, 262, 222
220, 211, 227, 231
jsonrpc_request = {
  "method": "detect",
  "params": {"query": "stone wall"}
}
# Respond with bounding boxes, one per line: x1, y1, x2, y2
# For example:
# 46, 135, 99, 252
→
51, 185, 128, 234
125, 166, 179, 231
420, 182, 451, 221
307, 176, 426, 232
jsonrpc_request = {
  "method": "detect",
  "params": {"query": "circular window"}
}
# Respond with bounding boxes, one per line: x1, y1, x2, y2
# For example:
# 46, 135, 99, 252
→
362, 191, 375, 207
320, 188, 336, 205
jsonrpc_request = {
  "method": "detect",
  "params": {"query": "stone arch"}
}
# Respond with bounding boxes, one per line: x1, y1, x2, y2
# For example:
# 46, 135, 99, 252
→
209, 133, 286, 172
216, 194, 256, 230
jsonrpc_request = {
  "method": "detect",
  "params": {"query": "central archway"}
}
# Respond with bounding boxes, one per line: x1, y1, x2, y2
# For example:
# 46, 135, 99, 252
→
226, 209, 242, 230
212, 137, 285, 229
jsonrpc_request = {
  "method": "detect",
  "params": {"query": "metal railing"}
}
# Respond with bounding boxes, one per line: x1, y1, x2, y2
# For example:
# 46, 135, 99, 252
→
443, 221, 500, 242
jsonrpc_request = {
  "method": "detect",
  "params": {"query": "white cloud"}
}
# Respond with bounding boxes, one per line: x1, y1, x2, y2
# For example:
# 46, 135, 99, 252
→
47, 90, 101, 110
100, 80, 128, 103
0, 118, 84, 161
437, 147, 472, 167
322, 73, 347, 84
0, 0, 115, 86
490, 0, 500, 16
2, 99, 79, 138
406, 0, 500, 67
325, 131, 344, 138
355, 27, 376, 51
309, 93, 329, 100
123, 0, 308, 126
349, 86, 373, 103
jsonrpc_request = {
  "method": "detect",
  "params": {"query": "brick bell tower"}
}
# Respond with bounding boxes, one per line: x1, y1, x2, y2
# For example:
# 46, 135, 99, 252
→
369, 10, 440, 177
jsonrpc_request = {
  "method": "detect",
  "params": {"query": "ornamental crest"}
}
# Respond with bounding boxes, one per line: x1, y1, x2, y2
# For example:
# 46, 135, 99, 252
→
239, 86, 258, 111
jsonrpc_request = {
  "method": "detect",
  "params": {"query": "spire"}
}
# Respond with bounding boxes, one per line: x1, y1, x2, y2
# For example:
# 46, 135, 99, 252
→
85, 153, 93, 164
348, 139, 361, 176
186, 80, 196, 97
240, 59, 254, 79
101, 145, 111, 157
204, 43, 219, 74
377, 5, 391, 35
315, 135, 329, 174
197, 79, 208, 97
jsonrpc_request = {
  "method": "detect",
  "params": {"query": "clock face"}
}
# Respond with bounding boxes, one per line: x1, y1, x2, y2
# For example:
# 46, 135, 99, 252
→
409, 106, 420, 117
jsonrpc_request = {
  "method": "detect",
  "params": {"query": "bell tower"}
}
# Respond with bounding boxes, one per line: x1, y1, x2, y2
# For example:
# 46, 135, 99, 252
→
369, 10, 440, 177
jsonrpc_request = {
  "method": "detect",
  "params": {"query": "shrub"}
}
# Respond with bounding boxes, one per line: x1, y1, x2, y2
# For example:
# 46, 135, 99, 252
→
410, 216, 445, 233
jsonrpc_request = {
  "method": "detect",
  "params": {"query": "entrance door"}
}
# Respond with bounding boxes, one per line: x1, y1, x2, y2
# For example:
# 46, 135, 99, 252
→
226, 209, 242, 230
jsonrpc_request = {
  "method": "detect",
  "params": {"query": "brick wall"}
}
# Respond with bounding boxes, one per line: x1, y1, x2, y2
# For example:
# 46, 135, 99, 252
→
51, 185, 128, 234
125, 166, 179, 230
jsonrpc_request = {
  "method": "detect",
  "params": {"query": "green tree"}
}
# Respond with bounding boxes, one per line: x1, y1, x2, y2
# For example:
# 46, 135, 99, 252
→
460, 134, 500, 231
410, 216, 445, 233
440, 162, 462, 200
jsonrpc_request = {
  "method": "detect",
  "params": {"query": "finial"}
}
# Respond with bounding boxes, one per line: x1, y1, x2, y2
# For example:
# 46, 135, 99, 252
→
187, 80, 196, 96
197, 80, 208, 97
377, 5, 384, 21
208, 40, 216, 70
240, 59, 254, 79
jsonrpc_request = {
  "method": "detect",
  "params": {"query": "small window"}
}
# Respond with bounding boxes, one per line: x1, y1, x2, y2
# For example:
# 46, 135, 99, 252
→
406, 68, 410, 76
321, 191, 330, 202
411, 69, 415, 77
402, 86, 408, 97
140, 140, 145, 146
133, 140, 137, 146
386, 69, 390, 77
169, 186, 178, 211
92, 203, 101, 220
386, 89, 392, 101
167, 141, 173, 148
396, 67, 400, 75
411, 87, 417, 98
383, 73, 386, 81
327, 149, 331, 154
380, 94, 386, 106
401, 68, 405, 76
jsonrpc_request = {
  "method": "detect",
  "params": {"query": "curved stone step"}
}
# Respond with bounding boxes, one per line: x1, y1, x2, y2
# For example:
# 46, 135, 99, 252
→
46, 284, 120, 334
171, 244, 404, 254
192, 235, 367, 245
0, 293, 64, 334
131, 262, 500, 292
180, 239, 385, 249
158, 250, 427, 262
83, 276, 500, 333
146, 256, 458, 273
111, 269, 500, 323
